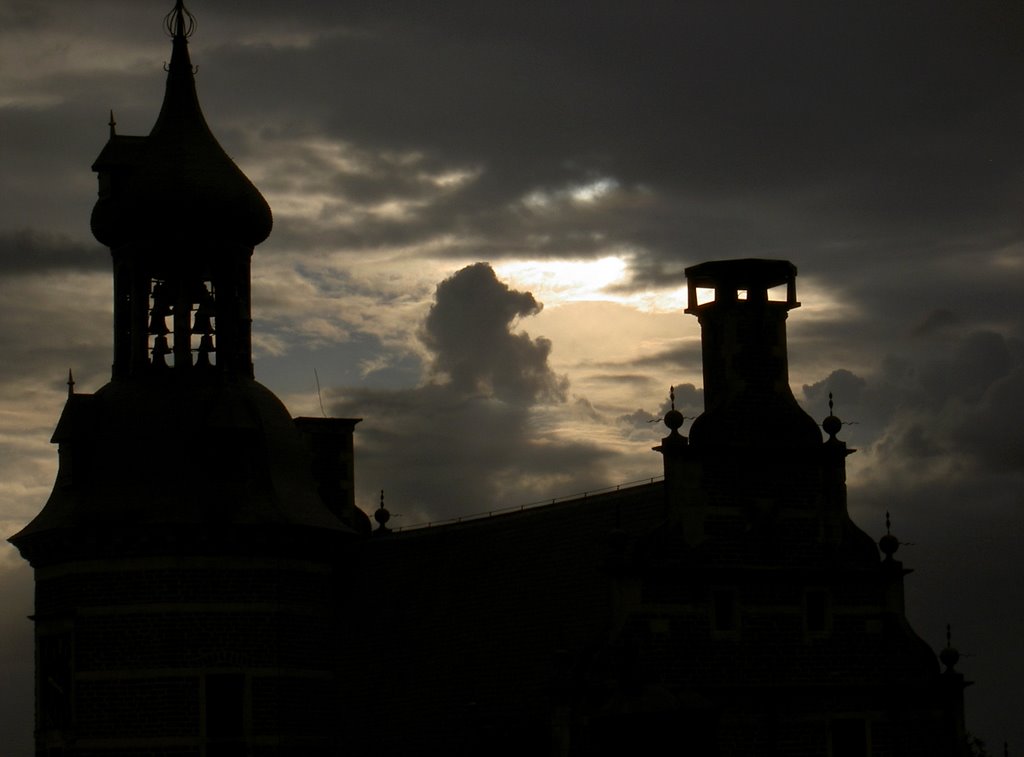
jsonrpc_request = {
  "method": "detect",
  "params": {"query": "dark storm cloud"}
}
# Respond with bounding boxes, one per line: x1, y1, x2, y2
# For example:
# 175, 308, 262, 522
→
804, 328, 1024, 478
203, 1, 1023, 274
0, 229, 106, 274
799, 326, 1024, 747
587, 373, 658, 388
628, 341, 704, 369
327, 264, 609, 520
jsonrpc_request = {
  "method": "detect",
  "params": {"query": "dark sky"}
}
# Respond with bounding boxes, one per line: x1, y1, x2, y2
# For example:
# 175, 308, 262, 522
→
1, 2, 1021, 752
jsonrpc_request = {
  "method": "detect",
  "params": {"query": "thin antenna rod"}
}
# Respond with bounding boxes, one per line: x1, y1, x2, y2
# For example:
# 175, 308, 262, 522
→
313, 368, 326, 417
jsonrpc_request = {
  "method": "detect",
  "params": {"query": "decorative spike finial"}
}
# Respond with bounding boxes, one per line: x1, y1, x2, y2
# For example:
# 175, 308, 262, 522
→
822, 392, 843, 440
67, 369, 75, 398
939, 622, 961, 672
662, 386, 685, 433
879, 510, 899, 560
374, 489, 391, 533
108, 110, 117, 138
164, 0, 196, 40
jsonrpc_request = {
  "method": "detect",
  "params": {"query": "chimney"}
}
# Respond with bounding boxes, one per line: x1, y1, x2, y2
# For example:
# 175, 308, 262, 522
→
684, 259, 821, 449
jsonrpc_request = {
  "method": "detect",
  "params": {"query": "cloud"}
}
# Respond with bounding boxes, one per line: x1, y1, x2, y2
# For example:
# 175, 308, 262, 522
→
0, 229, 106, 274
421, 262, 568, 403
803, 328, 1024, 482
327, 263, 608, 522
1, 1, 1022, 748
0, 559, 33, 757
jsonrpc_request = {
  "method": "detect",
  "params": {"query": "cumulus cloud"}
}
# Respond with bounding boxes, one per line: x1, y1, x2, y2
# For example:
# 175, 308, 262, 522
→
421, 262, 568, 403
328, 263, 608, 522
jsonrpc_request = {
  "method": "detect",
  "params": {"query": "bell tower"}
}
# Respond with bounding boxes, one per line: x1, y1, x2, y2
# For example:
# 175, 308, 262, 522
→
10, 4, 366, 754
93, 1, 271, 381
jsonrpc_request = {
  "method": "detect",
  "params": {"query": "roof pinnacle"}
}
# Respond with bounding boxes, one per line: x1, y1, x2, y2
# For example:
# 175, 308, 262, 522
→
664, 386, 685, 433
822, 391, 843, 440
939, 623, 960, 672
879, 510, 900, 561
164, 0, 196, 41
374, 489, 391, 534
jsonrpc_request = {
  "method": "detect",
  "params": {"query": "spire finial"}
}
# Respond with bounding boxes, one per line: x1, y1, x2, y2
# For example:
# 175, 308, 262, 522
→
939, 623, 960, 672
164, 0, 196, 40
663, 386, 685, 433
67, 369, 75, 398
822, 391, 842, 440
108, 110, 117, 138
879, 510, 899, 561
374, 489, 391, 534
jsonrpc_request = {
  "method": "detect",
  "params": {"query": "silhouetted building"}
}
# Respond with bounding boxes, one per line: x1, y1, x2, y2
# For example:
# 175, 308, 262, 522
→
10, 4, 970, 756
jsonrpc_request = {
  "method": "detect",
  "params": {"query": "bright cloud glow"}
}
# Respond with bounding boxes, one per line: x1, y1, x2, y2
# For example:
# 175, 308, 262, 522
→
521, 177, 620, 210
495, 255, 687, 314
495, 256, 628, 303
570, 178, 619, 203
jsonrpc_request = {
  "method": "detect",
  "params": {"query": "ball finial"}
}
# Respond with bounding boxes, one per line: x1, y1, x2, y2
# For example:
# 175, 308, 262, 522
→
939, 624, 960, 672
664, 386, 685, 431
374, 489, 391, 531
879, 511, 900, 560
822, 392, 842, 439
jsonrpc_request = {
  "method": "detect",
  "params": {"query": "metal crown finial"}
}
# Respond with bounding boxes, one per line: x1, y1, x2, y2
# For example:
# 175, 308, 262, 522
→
164, 0, 196, 40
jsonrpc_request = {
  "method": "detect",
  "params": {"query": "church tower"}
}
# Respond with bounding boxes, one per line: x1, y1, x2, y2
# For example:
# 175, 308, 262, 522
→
10, 4, 365, 754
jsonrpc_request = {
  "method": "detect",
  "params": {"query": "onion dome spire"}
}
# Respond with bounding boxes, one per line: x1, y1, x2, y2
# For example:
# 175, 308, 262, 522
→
91, 0, 272, 253
91, 0, 273, 380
